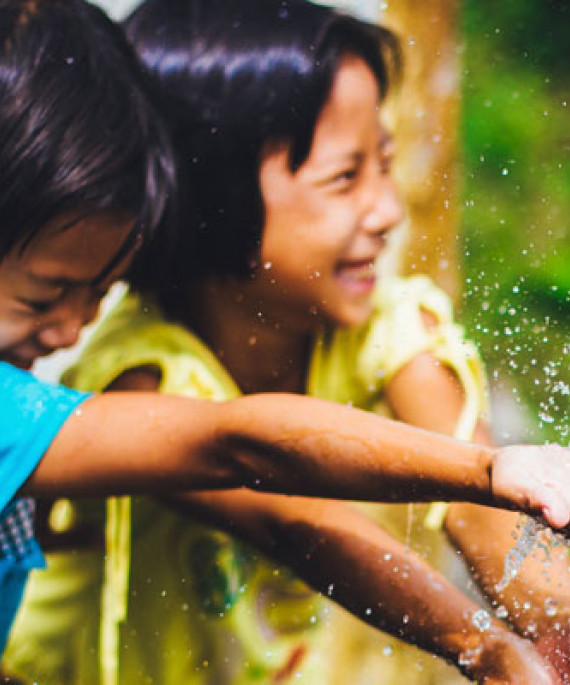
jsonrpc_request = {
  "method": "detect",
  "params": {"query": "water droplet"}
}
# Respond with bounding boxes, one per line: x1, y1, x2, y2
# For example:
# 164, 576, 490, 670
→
545, 598, 558, 617
472, 609, 491, 632
458, 644, 483, 668
495, 605, 508, 619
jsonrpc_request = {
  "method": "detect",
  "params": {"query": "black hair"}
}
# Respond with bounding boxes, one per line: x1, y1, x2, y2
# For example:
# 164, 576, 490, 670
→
0, 0, 174, 265
125, 0, 399, 291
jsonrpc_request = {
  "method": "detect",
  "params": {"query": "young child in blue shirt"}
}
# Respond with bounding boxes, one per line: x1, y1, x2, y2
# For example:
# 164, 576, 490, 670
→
2, 1, 570, 678
0, 364, 89, 651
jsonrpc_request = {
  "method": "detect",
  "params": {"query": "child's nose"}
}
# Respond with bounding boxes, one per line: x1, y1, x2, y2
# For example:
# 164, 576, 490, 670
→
361, 177, 404, 237
37, 315, 83, 351
37, 299, 96, 351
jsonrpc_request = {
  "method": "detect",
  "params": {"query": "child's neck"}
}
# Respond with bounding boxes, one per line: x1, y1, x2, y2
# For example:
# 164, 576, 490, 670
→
174, 279, 313, 395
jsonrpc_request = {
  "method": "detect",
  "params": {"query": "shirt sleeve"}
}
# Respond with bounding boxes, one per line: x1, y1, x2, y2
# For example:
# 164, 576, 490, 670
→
0, 362, 91, 513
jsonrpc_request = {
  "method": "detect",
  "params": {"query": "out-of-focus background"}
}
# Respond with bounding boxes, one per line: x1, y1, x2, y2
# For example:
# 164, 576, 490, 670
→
460, 0, 570, 447
39, 0, 570, 449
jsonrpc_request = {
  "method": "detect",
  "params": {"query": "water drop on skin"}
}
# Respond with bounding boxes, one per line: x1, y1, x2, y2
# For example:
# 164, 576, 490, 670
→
472, 609, 491, 632
545, 598, 558, 617
458, 644, 483, 668
495, 605, 508, 619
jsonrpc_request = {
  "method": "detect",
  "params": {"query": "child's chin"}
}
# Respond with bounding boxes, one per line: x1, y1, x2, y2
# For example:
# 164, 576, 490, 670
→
333, 303, 373, 329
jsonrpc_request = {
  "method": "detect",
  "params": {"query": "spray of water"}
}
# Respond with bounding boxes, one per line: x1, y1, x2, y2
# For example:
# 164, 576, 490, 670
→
495, 515, 568, 593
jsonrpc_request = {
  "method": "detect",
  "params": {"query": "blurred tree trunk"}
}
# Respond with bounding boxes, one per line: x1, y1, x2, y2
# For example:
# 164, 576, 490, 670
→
384, 0, 461, 298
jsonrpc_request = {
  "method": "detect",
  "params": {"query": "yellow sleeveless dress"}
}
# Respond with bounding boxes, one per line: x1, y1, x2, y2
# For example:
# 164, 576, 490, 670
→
4, 275, 486, 685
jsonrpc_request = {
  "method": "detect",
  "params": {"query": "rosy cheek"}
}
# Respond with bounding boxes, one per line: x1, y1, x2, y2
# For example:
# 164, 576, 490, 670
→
0, 319, 34, 350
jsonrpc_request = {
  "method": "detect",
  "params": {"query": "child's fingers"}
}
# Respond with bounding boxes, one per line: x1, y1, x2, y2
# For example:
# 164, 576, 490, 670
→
493, 445, 570, 528
539, 492, 570, 530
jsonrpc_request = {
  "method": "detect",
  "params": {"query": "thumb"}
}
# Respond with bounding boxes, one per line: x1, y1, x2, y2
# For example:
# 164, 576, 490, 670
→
539, 490, 570, 529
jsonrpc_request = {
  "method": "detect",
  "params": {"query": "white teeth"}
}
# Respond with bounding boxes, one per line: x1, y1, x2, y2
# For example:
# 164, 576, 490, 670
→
339, 263, 375, 281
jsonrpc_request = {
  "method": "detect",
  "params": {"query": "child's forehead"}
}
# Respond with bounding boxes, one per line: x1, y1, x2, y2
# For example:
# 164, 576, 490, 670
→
11, 213, 136, 286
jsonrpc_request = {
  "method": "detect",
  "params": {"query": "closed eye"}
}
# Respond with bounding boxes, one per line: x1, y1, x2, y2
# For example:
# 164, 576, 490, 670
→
20, 298, 59, 314
326, 164, 361, 192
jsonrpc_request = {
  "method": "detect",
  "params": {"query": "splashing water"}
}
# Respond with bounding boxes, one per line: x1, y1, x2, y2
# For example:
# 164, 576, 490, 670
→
495, 515, 569, 592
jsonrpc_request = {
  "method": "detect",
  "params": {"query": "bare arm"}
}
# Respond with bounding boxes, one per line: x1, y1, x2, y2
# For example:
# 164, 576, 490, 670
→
18, 380, 570, 527
70, 366, 562, 682
23, 389, 492, 501
386, 351, 570, 645
167, 487, 558, 683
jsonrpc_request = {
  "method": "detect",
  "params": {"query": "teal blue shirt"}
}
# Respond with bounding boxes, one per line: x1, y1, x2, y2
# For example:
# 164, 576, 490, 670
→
0, 362, 90, 653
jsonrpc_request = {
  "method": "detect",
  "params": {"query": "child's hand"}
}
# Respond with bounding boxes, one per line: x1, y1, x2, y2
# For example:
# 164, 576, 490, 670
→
491, 444, 570, 529
463, 628, 562, 684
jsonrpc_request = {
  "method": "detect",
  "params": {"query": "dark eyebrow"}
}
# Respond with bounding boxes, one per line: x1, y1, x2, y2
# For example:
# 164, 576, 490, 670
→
27, 273, 82, 289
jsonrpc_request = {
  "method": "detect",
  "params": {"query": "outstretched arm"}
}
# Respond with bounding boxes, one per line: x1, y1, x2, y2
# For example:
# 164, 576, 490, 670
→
20, 389, 570, 527
386, 351, 570, 673
167, 488, 559, 684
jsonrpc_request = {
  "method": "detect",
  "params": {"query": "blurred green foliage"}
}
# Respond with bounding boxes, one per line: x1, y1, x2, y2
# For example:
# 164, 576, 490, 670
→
461, 0, 570, 443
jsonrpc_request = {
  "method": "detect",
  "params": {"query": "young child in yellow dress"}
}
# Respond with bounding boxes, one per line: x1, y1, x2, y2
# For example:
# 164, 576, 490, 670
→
6, 0, 570, 683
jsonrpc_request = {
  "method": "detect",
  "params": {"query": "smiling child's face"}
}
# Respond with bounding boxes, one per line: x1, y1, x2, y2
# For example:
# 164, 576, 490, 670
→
253, 55, 404, 331
0, 213, 135, 370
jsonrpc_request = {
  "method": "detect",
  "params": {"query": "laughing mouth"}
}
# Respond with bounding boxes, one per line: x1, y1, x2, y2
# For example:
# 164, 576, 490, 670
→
335, 259, 377, 282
